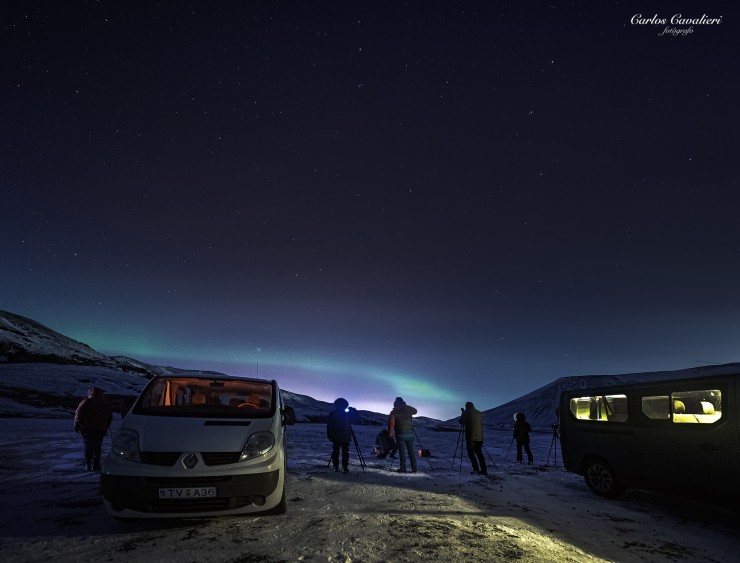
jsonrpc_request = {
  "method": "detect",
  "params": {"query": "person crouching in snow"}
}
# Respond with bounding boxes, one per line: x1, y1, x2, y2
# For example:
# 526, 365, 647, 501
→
74, 386, 113, 471
513, 412, 534, 464
326, 398, 360, 473
374, 429, 398, 459
388, 397, 418, 473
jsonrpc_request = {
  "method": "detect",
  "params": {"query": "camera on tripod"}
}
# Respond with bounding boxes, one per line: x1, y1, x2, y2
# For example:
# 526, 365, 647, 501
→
547, 423, 560, 467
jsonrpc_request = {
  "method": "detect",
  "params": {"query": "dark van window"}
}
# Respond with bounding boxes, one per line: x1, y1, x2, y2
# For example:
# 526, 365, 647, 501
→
671, 390, 722, 424
569, 394, 628, 422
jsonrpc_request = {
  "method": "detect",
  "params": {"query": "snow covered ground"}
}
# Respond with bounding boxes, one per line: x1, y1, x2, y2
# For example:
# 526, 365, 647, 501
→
1, 416, 739, 562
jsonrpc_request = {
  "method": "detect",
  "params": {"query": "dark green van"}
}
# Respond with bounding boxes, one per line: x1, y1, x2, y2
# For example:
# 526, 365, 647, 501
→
559, 373, 740, 497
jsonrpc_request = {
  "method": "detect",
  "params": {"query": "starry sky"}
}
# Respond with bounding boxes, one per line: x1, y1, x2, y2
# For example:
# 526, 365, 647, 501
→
2, 2, 738, 420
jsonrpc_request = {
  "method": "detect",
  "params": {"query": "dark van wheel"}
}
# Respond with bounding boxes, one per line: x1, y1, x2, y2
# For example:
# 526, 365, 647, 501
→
584, 459, 625, 498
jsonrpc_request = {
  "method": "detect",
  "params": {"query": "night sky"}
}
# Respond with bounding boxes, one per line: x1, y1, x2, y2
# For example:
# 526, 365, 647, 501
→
3, 2, 738, 420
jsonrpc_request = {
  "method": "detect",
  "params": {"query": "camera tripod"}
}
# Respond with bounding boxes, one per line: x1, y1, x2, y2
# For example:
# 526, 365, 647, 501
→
327, 428, 367, 473
452, 424, 498, 474
504, 437, 514, 463
352, 428, 367, 473
545, 424, 560, 467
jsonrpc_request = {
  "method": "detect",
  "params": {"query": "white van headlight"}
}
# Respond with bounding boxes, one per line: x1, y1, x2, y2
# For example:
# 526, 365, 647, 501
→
240, 432, 275, 461
111, 429, 141, 462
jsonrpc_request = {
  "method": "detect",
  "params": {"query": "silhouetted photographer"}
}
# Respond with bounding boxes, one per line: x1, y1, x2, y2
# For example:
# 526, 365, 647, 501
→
327, 398, 361, 473
389, 397, 418, 473
458, 401, 487, 475
74, 386, 112, 471
513, 412, 534, 465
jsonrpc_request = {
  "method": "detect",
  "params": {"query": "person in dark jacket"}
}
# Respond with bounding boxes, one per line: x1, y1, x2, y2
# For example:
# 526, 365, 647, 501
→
458, 401, 487, 475
326, 398, 360, 473
374, 429, 398, 459
74, 386, 113, 471
513, 412, 534, 464
388, 396, 418, 473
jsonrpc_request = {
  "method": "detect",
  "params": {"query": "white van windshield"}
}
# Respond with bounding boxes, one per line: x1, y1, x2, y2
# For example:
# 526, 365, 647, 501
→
133, 376, 275, 418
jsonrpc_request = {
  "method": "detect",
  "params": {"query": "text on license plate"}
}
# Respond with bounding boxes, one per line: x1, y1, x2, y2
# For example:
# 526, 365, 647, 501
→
158, 487, 217, 499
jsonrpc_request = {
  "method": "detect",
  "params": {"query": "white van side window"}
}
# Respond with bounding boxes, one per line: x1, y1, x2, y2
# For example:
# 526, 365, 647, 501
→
569, 394, 628, 422
642, 395, 670, 419
671, 390, 722, 424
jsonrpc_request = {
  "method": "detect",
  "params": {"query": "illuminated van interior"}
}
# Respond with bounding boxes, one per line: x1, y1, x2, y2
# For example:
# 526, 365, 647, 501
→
570, 394, 628, 422
670, 390, 722, 423
570, 389, 722, 424
133, 377, 275, 418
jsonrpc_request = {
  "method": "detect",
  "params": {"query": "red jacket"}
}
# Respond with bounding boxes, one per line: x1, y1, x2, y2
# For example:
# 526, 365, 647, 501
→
74, 387, 112, 433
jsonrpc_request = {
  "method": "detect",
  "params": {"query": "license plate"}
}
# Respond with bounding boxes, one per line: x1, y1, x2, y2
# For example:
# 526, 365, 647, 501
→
158, 487, 217, 500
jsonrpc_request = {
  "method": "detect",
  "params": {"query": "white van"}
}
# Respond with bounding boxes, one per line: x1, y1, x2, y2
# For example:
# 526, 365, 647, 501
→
101, 374, 296, 518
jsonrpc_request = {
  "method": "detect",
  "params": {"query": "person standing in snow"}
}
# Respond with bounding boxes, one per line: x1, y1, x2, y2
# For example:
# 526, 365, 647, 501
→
74, 386, 113, 471
388, 396, 418, 473
326, 398, 360, 473
513, 412, 534, 464
458, 401, 487, 475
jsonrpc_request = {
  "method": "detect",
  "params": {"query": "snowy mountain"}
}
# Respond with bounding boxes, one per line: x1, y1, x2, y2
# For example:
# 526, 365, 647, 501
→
0, 310, 116, 366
